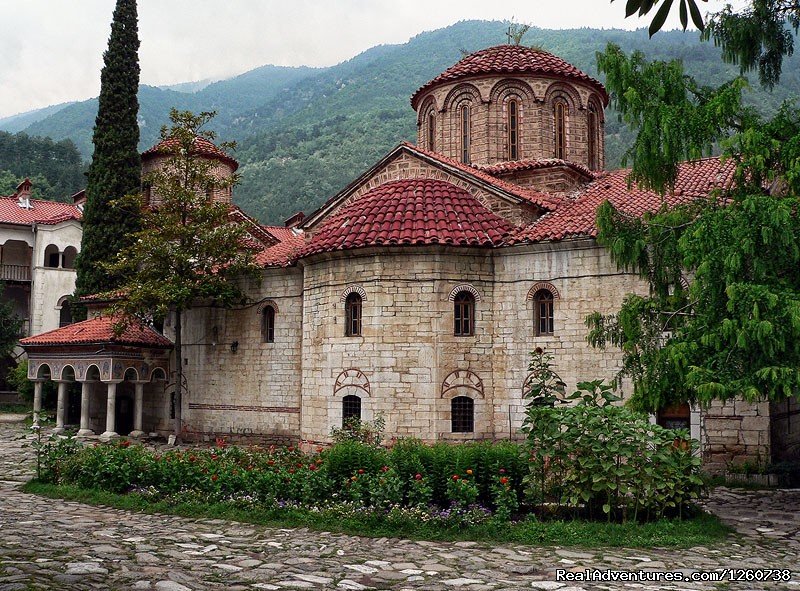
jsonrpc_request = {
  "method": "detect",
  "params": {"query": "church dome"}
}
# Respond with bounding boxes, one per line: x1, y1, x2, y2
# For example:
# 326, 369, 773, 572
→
411, 45, 607, 109
411, 44, 608, 173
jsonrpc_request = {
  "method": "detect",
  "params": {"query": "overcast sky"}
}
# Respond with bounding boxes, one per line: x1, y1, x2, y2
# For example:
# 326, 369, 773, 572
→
0, 0, 737, 119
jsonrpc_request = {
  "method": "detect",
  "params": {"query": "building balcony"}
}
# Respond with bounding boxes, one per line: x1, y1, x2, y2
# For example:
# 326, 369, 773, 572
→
0, 264, 31, 282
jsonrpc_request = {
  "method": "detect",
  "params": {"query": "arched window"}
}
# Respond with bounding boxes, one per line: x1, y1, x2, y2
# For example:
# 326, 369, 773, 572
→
58, 299, 73, 327
451, 396, 474, 433
345, 292, 362, 337
588, 104, 599, 170
453, 291, 475, 336
507, 99, 519, 160
262, 305, 275, 343
62, 246, 77, 269
427, 111, 436, 151
460, 104, 471, 164
554, 101, 567, 160
342, 395, 361, 424
533, 289, 555, 336
44, 244, 60, 268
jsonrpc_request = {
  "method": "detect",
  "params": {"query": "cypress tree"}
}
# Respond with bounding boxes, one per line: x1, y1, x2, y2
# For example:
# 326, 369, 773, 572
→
75, 0, 141, 297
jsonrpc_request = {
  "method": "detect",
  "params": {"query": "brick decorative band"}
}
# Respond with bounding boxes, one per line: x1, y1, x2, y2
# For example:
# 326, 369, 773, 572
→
188, 403, 300, 413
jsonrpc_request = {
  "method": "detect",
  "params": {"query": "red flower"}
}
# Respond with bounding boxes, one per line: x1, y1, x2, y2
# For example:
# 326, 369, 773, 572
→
119, 440, 131, 448
288, 469, 295, 474
211, 474, 218, 481
499, 476, 509, 485
189, 455, 197, 462
287, 446, 295, 452
267, 460, 275, 466
246, 465, 254, 471
316, 446, 324, 453
381, 465, 389, 472
309, 464, 317, 471
297, 462, 304, 468
414, 473, 423, 481
210, 454, 218, 460
451, 474, 460, 481
357, 469, 365, 475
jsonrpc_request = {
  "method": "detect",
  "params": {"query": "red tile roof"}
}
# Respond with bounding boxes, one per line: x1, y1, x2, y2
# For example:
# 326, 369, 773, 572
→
411, 45, 608, 109
401, 142, 559, 210
256, 225, 305, 267
142, 136, 239, 171
0, 196, 82, 226
513, 157, 736, 243
20, 316, 173, 348
477, 158, 596, 179
301, 178, 516, 257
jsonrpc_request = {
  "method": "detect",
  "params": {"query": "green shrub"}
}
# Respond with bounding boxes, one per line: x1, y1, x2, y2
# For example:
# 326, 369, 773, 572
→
523, 354, 704, 521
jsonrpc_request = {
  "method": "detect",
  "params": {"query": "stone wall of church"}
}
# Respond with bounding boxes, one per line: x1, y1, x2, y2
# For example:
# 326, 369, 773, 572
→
300, 247, 497, 444
415, 75, 605, 170
490, 239, 649, 437
179, 267, 303, 442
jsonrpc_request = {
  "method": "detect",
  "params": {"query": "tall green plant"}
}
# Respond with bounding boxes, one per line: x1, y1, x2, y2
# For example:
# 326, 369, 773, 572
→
75, 0, 141, 297
106, 110, 260, 439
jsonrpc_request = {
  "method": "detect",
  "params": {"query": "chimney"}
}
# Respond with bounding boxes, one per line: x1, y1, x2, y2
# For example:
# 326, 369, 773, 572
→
16, 178, 33, 209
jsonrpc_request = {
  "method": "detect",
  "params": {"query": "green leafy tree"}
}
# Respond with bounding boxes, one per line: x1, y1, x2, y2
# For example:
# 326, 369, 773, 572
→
0, 284, 22, 357
588, 43, 800, 411
75, 0, 141, 298
617, 0, 800, 88
107, 109, 260, 439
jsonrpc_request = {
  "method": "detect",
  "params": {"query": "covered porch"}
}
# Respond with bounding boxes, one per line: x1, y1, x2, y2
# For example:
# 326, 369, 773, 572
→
20, 316, 173, 438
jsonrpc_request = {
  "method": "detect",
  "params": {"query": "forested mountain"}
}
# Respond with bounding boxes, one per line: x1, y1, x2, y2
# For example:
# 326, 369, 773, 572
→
10, 20, 800, 223
0, 132, 85, 200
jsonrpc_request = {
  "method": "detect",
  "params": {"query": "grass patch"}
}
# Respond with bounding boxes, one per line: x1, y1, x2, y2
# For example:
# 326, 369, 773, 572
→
0, 402, 30, 414
23, 480, 731, 549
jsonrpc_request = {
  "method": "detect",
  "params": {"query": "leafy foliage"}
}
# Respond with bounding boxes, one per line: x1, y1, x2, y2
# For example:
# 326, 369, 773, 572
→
522, 351, 703, 520
618, 0, 800, 89
107, 109, 260, 437
0, 132, 85, 200
0, 284, 21, 359
75, 0, 142, 297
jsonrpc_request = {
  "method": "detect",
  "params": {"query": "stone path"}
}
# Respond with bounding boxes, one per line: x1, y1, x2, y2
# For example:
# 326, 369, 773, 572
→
1, 421, 798, 591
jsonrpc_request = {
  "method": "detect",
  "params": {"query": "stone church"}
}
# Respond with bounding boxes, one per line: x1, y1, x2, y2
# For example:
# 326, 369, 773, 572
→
20, 45, 799, 472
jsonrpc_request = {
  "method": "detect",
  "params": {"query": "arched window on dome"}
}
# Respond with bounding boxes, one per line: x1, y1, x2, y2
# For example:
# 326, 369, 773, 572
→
507, 99, 519, 160
427, 111, 436, 151
533, 289, 555, 336
588, 104, 599, 171
460, 104, 471, 164
554, 100, 568, 160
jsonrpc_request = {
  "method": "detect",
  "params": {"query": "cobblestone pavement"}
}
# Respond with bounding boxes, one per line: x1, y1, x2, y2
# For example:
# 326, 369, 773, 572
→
1, 420, 798, 591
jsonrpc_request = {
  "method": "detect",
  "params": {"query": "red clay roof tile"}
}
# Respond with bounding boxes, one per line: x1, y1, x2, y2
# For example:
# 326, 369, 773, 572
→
20, 316, 173, 348
411, 45, 608, 109
477, 158, 596, 179
0, 196, 82, 226
512, 157, 736, 243
142, 136, 239, 171
301, 178, 515, 257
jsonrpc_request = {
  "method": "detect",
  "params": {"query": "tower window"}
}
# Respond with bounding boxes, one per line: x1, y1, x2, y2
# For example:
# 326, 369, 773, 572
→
427, 111, 436, 151
453, 291, 475, 336
588, 105, 599, 170
533, 289, 555, 336
345, 292, 362, 337
554, 101, 567, 160
262, 305, 275, 343
342, 395, 362, 423
508, 99, 518, 160
460, 105, 471, 164
451, 396, 474, 433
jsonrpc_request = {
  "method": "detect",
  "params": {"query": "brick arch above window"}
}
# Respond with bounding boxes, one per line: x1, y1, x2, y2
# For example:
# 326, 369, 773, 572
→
442, 82, 483, 112
255, 299, 279, 314
340, 285, 367, 303
526, 282, 560, 301
543, 82, 583, 111
416, 95, 440, 125
441, 369, 485, 399
488, 79, 536, 104
448, 284, 482, 302
333, 368, 370, 395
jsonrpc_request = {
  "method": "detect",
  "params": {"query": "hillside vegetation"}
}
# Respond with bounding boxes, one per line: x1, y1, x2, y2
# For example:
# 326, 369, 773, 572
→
6, 20, 800, 223
0, 132, 85, 200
